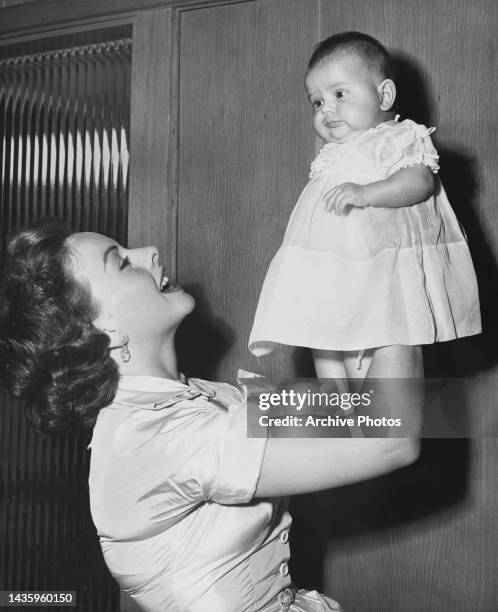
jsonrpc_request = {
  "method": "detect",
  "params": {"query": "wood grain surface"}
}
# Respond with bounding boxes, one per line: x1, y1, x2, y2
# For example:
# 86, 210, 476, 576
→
303, 2, 498, 610
176, 1, 498, 611
128, 7, 176, 265
0, 0, 252, 38
176, 0, 318, 383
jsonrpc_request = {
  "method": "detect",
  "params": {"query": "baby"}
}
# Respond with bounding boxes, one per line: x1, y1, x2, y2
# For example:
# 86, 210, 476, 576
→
249, 31, 481, 383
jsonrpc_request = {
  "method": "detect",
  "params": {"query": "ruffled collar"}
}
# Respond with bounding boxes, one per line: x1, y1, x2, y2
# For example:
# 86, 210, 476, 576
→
309, 115, 400, 179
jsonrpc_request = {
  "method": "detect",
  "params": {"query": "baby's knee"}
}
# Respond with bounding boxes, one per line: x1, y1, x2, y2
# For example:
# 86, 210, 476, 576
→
370, 344, 423, 378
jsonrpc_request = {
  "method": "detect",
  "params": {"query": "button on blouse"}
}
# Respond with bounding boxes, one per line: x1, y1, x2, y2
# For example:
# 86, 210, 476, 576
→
279, 562, 290, 577
88, 375, 293, 612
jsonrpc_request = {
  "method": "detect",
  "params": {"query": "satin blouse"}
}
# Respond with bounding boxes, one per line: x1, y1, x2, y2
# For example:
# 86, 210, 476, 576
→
88, 375, 342, 611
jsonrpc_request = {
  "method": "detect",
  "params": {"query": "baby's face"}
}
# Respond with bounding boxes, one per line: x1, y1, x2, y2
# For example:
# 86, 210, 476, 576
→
305, 53, 387, 144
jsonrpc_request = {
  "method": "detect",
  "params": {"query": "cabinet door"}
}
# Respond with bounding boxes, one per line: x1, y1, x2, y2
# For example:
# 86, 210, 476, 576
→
175, 1, 498, 612
176, 0, 318, 383
306, 2, 497, 611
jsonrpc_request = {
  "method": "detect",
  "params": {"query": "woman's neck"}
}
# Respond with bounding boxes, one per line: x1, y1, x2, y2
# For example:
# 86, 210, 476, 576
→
118, 333, 180, 380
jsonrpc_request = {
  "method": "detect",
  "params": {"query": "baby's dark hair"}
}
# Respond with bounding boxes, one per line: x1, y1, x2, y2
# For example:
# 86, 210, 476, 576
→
0, 218, 119, 435
307, 31, 394, 81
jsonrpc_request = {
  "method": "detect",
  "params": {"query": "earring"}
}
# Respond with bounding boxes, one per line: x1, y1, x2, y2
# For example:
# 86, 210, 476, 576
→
119, 334, 131, 363
104, 329, 131, 363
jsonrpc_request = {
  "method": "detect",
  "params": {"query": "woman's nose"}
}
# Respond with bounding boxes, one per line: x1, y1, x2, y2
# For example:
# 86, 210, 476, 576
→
130, 246, 159, 270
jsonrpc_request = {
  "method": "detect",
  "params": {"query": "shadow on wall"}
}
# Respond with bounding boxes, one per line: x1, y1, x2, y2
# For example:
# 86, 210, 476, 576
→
290, 51, 497, 594
289, 438, 471, 592
175, 282, 236, 380
393, 51, 498, 377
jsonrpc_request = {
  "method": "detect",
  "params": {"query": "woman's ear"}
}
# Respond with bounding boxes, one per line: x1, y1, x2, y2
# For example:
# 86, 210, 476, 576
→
378, 79, 396, 111
102, 327, 121, 348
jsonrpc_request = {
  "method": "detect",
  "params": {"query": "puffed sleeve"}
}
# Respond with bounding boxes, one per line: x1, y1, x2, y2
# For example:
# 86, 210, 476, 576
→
375, 119, 440, 175
89, 394, 269, 540
165, 398, 268, 506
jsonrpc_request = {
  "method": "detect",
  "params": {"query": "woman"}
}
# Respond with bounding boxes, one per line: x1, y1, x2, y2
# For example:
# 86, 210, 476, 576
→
0, 219, 423, 611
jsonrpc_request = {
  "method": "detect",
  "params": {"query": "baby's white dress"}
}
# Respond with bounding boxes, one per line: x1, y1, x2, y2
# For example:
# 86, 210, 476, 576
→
249, 118, 481, 355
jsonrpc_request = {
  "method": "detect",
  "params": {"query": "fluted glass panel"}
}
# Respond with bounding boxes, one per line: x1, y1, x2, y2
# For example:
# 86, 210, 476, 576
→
0, 39, 131, 249
0, 39, 131, 611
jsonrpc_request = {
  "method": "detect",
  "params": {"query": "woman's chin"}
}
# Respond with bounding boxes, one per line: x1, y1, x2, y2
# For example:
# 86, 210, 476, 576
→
183, 290, 196, 312
161, 286, 195, 312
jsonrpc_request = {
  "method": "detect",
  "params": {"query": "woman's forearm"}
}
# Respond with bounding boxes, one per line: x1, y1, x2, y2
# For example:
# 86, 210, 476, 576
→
255, 346, 424, 498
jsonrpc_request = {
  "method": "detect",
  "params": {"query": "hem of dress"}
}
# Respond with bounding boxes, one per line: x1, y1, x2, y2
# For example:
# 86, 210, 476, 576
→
249, 326, 482, 355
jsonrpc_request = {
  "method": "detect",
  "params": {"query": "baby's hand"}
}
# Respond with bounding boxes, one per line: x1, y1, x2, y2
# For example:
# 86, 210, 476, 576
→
323, 182, 369, 215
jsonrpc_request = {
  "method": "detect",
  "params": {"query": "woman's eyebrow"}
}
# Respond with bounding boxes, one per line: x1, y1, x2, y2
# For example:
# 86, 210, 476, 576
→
103, 245, 118, 269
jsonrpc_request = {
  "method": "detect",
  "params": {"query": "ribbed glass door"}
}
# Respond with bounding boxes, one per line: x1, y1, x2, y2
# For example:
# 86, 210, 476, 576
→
0, 38, 131, 247
0, 37, 132, 611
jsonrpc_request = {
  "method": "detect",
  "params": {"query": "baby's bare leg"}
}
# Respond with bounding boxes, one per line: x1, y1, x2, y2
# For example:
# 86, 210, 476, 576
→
343, 349, 374, 384
312, 349, 366, 437
312, 348, 347, 379
348, 345, 424, 437
344, 345, 423, 381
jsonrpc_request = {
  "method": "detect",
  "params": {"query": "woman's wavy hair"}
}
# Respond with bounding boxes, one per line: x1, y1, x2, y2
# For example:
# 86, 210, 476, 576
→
0, 218, 119, 435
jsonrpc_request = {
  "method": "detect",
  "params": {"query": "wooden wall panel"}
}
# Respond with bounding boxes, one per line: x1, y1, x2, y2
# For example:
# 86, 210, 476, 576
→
317, 2, 497, 366
176, 0, 318, 383
2, 0, 38, 6
303, 2, 498, 610
0, 0, 253, 38
128, 8, 176, 263
177, 2, 497, 611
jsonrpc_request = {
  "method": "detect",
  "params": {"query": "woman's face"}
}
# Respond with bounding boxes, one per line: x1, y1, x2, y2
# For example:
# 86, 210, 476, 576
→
66, 232, 195, 345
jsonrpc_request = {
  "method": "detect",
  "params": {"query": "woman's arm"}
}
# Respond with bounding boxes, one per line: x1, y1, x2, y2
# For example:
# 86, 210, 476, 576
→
324, 165, 435, 215
256, 437, 419, 497
255, 345, 423, 497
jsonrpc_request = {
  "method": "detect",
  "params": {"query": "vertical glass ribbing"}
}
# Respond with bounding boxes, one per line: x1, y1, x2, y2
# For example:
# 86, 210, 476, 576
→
0, 39, 131, 611
0, 39, 131, 249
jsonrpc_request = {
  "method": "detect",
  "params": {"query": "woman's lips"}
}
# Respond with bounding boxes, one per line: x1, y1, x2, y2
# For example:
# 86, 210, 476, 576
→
159, 268, 182, 293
